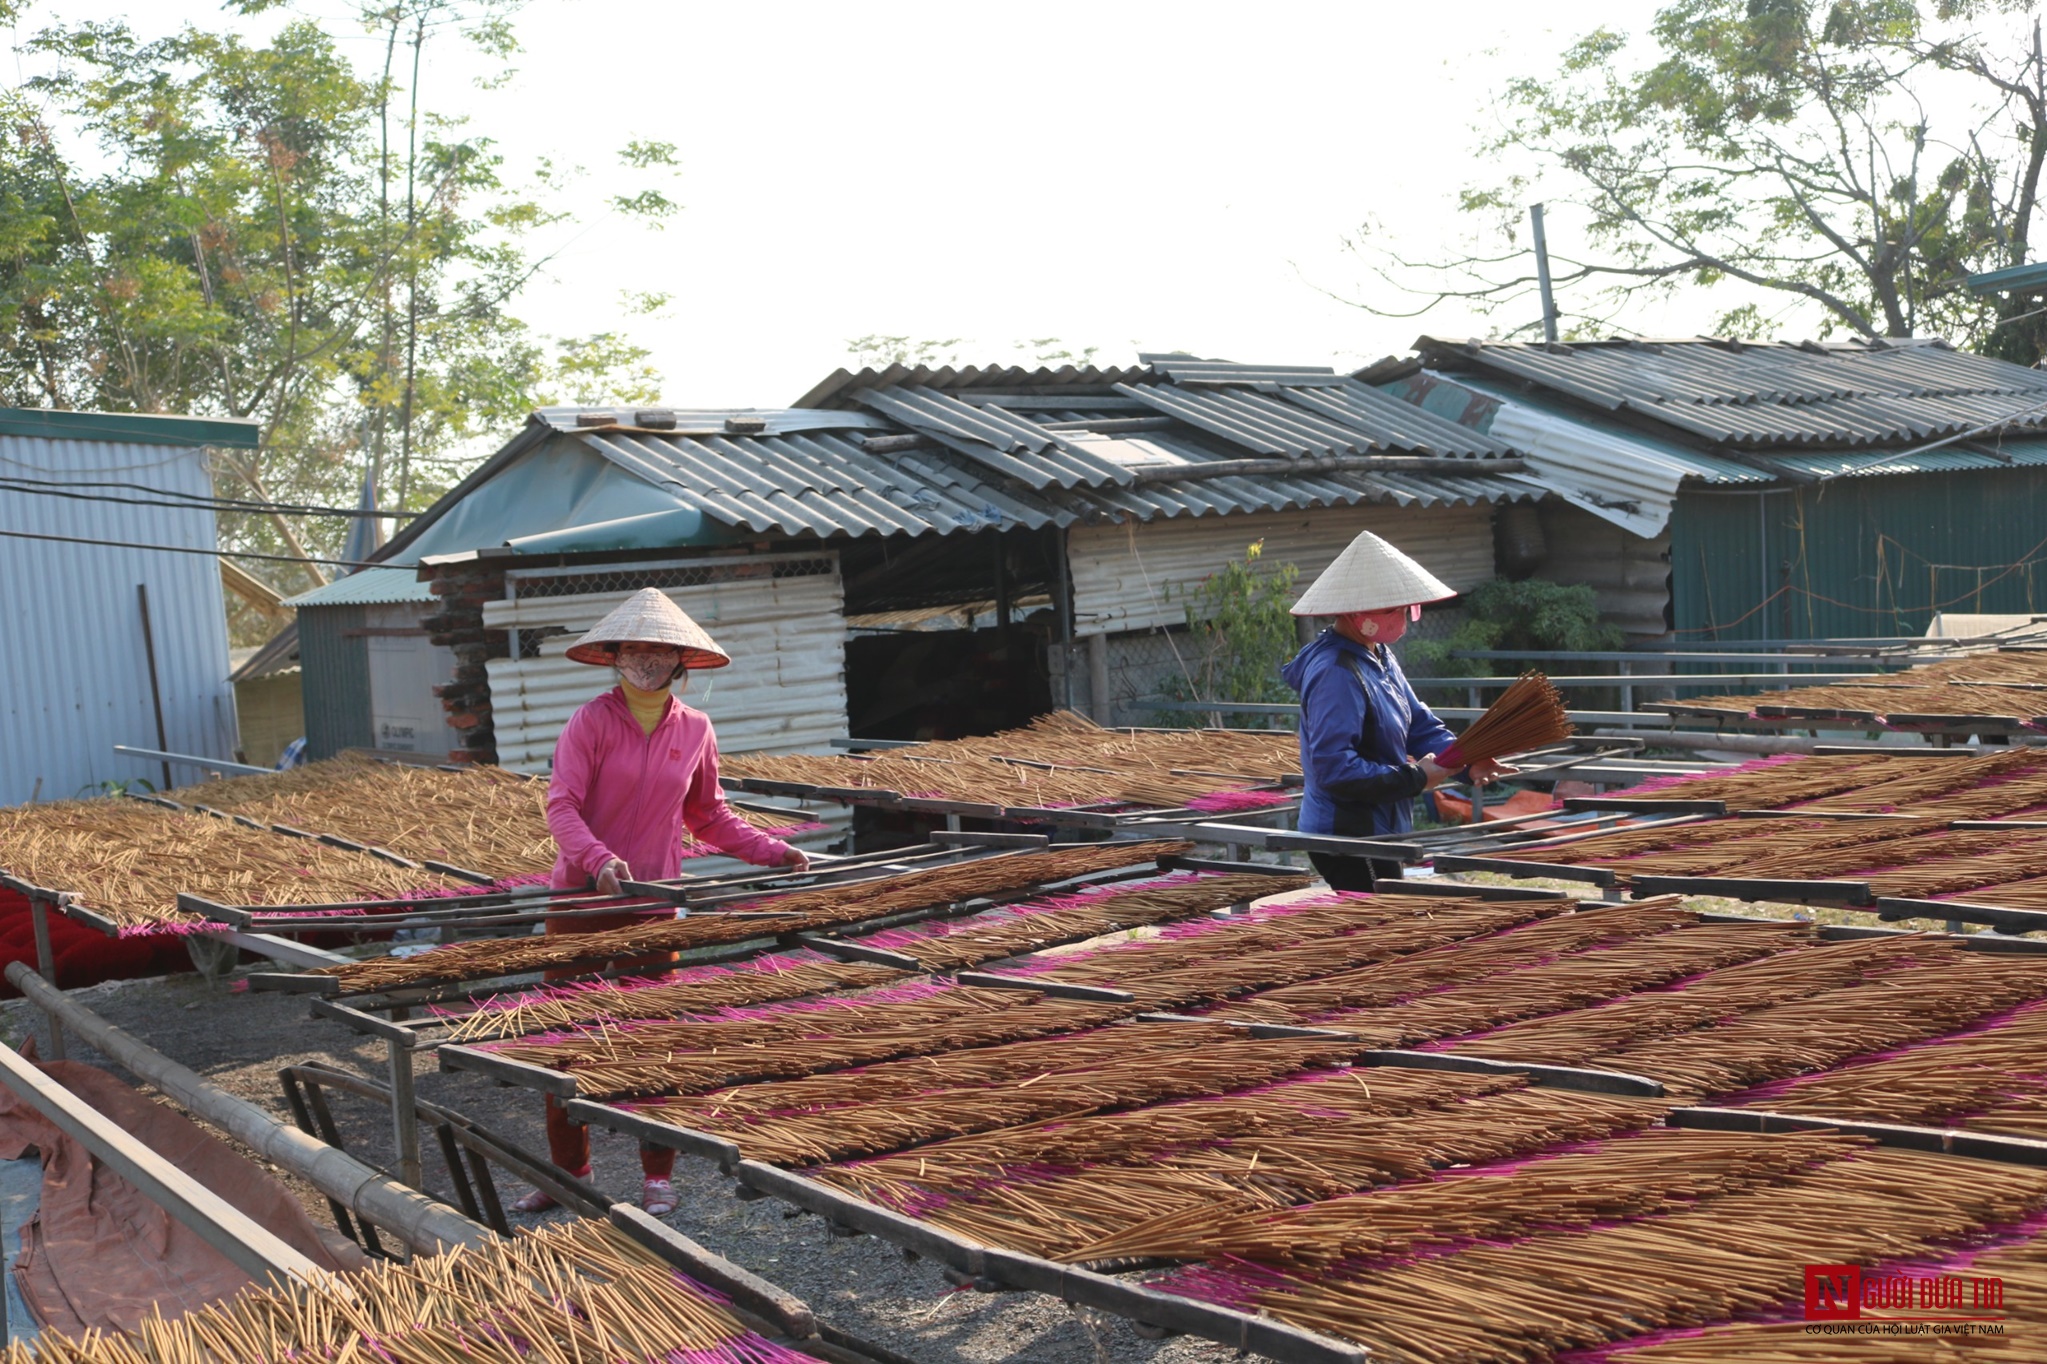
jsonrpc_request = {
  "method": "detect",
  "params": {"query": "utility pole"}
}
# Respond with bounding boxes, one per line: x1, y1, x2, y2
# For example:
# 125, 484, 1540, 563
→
1530, 203, 1559, 343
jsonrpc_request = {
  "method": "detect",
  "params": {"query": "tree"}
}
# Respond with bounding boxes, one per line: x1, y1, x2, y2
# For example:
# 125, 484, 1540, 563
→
0, 3, 678, 593
1159, 542, 1301, 730
1361, 1, 2047, 360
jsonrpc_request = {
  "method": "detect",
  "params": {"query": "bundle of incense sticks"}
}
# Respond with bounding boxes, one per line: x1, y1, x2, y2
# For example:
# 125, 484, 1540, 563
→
170, 754, 817, 879
0, 800, 464, 929
1294, 921, 1812, 1046
1603, 1215, 2047, 1360
1045, 1126, 1856, 1267
308, 839, 1189, 993
725, 709, 1299, 810
818, 1074, 1662, 1260
1155, 1143, 2047, 1362
1731, 999, 2047, 1134
640, 1029, 1373, 1166
440, 871, 1292, 1042
0, 1218, 812, 1364
1447, 940, 2047, 1098
1599, 750, 1989, 809
1434, 672, 1573, 767
478, 896, 1585, 1099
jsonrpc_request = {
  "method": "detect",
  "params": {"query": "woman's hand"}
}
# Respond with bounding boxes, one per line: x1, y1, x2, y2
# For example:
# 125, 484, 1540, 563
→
594, 858, 630, 897
1468, 758, 1516, 787
778, 846, 812, 874
1416, 756, 1455, 790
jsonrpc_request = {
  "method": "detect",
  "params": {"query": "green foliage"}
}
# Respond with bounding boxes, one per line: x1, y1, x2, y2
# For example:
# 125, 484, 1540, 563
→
843, 335, 1103, 370
1412, 578, 1622, 671
1158, 542, 1301, 730
0, 1, 680, 595
1369, 1, 2047, 357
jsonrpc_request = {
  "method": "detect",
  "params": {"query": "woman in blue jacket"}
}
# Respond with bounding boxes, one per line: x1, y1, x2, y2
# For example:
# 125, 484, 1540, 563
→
1280, 530, 1508, 891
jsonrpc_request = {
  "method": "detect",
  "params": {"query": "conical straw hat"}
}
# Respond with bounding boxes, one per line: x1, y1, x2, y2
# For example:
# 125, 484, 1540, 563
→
565, 587, 732, 669
1291, 529, 1458, 617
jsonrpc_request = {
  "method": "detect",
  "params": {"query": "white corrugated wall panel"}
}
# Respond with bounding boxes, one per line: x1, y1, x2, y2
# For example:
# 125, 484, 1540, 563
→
0, 436, 235, 805
482, 567, 847, 771
1068, 503, 1496, 636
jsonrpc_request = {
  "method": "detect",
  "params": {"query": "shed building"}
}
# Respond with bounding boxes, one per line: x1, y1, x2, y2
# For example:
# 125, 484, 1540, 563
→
327, 357, 1538, 769
0, 408, 257, 804
1375, 337, 2047, 642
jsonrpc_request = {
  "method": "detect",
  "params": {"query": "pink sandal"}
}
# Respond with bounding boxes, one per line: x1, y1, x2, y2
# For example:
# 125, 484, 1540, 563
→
511, 1166, 590, 1214
643, 1177, 677, 1217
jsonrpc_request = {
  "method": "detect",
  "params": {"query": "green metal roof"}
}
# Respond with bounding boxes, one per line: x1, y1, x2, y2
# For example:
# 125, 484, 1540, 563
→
1967, 261, 2047, 295
1763, 437, 2047, 479
0, 406, 260, 449
283, 566, 435, 608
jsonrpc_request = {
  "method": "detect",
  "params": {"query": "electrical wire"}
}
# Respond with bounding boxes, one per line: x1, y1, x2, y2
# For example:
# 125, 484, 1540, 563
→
0, 473, 412, 518
0, 525, 388, 570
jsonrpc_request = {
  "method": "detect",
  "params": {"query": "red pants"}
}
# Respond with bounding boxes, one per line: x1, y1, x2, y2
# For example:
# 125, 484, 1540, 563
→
539, 905, 678, 1180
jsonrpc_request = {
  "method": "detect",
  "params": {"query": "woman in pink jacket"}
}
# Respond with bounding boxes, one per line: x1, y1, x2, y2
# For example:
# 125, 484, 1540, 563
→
517, 588, 808, 1217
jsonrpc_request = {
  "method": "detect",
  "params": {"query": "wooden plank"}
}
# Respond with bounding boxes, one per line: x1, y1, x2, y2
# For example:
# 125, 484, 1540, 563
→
606, 1204, 816, 1338
1358, 1048, 1665, 1097
244, 972, 340, 995
203, 931, 350, 970
793, 935, 921, 971
1561, 797, 1726, 816
1669, 1108, 2047, 1167
953, 972, 1134, 1003
1630, 876, 1873, 906
436, 1044, 577, 1097
570, 1100, 743, 1171
0, 1042, 330, 1287
1874, 897, 2047, 934
1431, 854, 1616, 886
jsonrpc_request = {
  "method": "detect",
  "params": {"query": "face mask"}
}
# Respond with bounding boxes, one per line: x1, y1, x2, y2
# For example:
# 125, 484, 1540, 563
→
618, 651, 680, 692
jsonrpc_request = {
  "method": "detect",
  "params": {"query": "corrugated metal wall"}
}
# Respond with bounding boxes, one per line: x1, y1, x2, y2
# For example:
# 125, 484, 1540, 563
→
1670, 468, 2047, 640
482, 555, 848, 771
1536, 502, 1672, 638
0, 436, 235, 804
1067, 503, 1496, 636
299, 606, 373, 759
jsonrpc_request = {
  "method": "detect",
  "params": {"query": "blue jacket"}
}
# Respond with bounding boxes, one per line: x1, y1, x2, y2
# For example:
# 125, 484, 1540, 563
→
1280, 630, 1456, 838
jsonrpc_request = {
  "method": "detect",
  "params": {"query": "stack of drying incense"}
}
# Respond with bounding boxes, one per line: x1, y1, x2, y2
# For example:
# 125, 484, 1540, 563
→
471, 893, 1593, 1099
1147, 1132, 2047, 1361
818, 1070, 1664, 1259
171, 755, 814, 880
1655, 647, 2047, 726
443, 870, 1308, 1041
725, 709, 1299, 812
306, 840, 1192, 994
0, 1218, 814, 1364
0, 800, 464, 931
1462, 810, 2047, 901
1728, 997, 2047, 1136
1593, 747, 2047, 817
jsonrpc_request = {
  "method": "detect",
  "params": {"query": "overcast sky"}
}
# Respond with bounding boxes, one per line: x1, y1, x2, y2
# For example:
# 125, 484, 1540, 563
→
26, 1, 1782, 408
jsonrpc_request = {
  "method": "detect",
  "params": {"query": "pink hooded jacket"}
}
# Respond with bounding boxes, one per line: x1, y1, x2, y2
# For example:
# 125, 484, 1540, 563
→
545, 688, 793, 889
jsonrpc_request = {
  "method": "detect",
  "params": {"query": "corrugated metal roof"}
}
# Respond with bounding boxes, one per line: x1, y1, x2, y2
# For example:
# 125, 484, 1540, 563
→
580, 427, 1059, 538
284, 566, 436, 608
1420, 336, 2047, 449
0, 406, 260, 449
1763, 437, 2047, 478
1375, 369, 1766, 539
391, 355, 1542, 557
794, 362, 1158, 410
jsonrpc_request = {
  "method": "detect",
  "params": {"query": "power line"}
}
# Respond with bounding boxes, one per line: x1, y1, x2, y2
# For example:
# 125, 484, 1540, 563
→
0, 526, 391, 571
0, 473, 414, 518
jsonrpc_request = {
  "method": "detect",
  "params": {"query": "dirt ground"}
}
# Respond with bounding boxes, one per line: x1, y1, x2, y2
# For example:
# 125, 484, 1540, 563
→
0, 969, 1242, 1364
